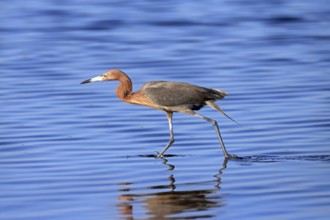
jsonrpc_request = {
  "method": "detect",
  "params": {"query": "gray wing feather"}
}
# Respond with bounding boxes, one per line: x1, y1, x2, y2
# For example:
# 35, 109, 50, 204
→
141, 81, 226, 107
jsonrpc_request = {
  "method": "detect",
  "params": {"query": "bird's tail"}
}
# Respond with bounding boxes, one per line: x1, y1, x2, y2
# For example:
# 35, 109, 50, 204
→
206, 100, 239, 124
210, 88, 228, 99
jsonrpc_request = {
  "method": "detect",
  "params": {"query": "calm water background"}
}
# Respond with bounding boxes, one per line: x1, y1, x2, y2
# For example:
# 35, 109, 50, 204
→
1, 0, 330, 219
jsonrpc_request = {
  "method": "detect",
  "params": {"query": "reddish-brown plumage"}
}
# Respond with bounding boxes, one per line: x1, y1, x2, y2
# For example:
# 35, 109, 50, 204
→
108, 71, 157, 108
81, 69, 237, 158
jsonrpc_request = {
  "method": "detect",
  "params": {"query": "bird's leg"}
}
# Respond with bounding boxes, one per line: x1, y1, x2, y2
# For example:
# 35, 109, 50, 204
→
156, 112, 174, 158
187, 111, 237, 159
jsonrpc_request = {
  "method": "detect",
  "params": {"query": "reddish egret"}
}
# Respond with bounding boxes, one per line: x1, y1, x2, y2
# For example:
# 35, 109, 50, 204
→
81, 69, 237, 158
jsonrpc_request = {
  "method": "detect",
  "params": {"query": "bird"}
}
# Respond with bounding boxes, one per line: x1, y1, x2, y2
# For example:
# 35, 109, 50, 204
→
81, 69, 238, 158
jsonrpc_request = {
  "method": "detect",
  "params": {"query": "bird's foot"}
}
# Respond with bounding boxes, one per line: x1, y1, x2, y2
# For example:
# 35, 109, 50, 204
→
226, 154, 240, 159
154, 151, 164, 158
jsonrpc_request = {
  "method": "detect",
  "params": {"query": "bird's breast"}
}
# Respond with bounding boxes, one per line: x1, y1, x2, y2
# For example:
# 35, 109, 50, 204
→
124, 92, 158, 109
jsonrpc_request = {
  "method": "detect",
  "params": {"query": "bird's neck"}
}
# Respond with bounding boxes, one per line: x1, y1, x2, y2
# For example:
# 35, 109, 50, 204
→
116, 75, 133, 101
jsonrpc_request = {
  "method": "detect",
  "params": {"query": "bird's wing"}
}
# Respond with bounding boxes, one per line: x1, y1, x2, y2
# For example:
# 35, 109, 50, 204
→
141, 81, 209, 107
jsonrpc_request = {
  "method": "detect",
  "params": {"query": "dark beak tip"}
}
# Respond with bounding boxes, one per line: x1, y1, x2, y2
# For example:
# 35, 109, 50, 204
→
80, 79, 91, 84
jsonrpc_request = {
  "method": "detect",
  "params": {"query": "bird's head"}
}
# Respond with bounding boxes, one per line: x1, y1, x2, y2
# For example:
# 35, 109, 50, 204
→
80, 69, 125, 84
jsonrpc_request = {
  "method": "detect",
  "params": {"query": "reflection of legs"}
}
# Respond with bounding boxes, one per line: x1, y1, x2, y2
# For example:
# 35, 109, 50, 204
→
214, 157, 229, 188
157, 112, 174, 158
184, 109, 234, 158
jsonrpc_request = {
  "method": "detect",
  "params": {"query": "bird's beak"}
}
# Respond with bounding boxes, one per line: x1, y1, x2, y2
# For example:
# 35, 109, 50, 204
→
80, 75, 104, 84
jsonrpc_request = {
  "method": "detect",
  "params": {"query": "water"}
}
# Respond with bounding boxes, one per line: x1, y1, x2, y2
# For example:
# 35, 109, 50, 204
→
1, 0, 330, 219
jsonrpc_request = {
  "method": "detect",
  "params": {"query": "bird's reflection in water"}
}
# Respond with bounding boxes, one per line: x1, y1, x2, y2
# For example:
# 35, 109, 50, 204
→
117, 158, 228, 219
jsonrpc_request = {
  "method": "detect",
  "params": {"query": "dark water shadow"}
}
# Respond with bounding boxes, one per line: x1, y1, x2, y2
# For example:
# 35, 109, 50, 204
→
131, 153, 330, 163
116, 158, 228, 219
236, 154, 330, 163
138, 154, 188, 158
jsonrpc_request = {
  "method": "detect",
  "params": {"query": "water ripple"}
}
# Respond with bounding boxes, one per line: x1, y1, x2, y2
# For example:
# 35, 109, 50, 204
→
1, 0, 330, 219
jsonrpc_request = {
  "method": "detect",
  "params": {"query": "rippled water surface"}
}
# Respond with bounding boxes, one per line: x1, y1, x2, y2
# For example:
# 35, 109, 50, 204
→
1, 0, 330, 219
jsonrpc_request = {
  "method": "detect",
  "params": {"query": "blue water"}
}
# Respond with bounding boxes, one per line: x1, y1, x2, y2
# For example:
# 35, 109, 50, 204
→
1, 1, 330, 219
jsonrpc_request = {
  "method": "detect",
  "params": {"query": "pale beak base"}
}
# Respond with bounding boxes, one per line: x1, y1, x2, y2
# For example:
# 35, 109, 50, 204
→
80, 75, 104, 84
